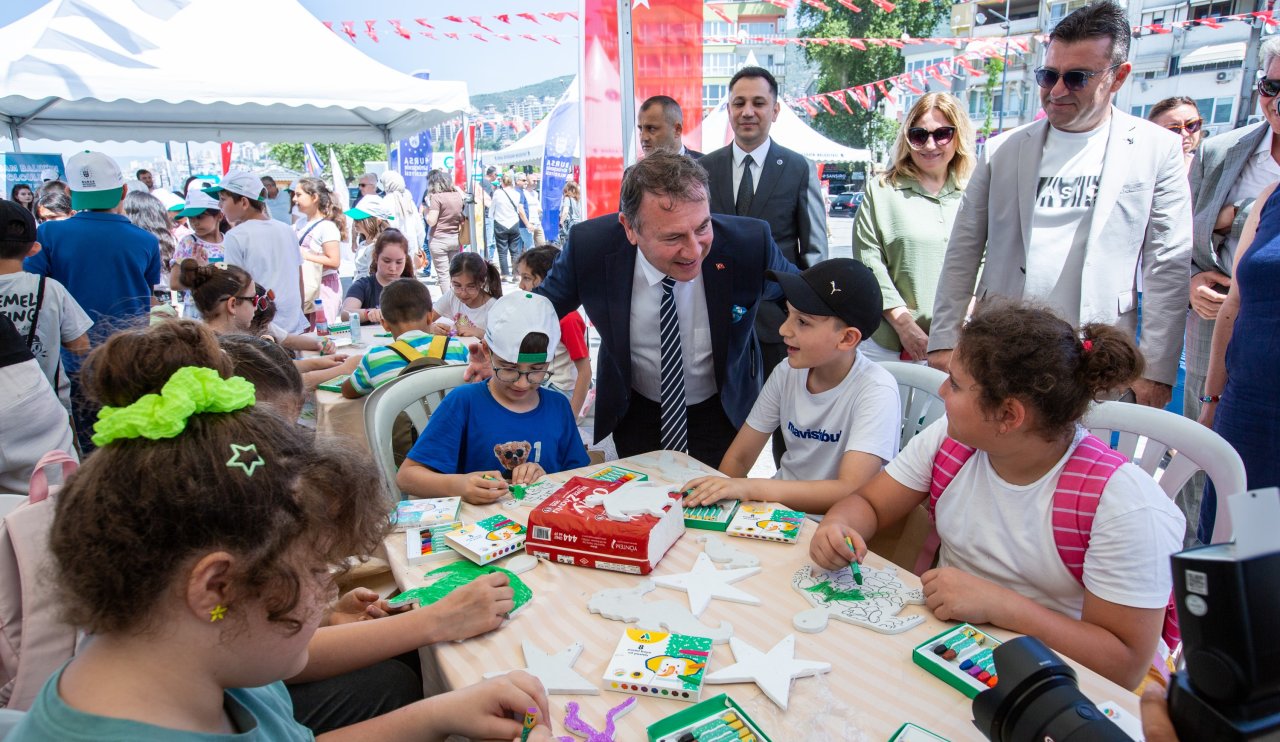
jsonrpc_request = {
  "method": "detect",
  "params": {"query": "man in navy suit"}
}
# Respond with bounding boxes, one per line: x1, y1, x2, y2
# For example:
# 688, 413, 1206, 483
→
535, 151, 798, 465
637, 96, 703, 159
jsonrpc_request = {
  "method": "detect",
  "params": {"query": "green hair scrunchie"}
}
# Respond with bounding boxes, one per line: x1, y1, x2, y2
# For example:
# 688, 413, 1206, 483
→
91, 366, 256, 447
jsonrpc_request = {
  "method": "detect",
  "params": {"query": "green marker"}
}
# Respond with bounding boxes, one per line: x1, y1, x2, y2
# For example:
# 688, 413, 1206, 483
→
844, 536, 864, 586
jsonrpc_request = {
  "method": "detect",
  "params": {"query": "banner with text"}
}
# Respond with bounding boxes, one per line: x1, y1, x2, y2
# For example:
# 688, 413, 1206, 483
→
540, 93, 580, 243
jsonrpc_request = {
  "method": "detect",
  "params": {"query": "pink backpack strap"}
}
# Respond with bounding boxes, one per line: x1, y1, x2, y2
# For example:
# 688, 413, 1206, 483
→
26, 451, 78, 504
1050, 434, 1127, 582
913, 438, 978, 576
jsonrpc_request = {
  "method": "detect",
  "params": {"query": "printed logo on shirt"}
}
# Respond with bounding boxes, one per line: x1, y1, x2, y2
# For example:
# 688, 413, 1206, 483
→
0, 297, 47, 359
1036, 175, 1100, 209
787, 421, 842, 443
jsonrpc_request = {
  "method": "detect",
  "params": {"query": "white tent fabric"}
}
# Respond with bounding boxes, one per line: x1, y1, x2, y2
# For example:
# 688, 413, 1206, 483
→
701, 98, 871, 163
0, 0, 470, 145
485, 78, 580, 167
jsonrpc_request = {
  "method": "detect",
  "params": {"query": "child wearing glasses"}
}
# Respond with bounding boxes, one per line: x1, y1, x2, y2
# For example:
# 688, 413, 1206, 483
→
430, 252, 502, 339
397, 291, 589, 504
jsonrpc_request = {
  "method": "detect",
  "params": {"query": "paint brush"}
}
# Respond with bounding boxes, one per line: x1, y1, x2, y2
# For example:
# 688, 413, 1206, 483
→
844, 536, 863, 586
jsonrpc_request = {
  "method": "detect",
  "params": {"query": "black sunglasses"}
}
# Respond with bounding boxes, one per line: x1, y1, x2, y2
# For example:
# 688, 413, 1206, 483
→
906, 126, 956, 148
1164, 119, 1203, 135
1258, 78, 1280, 97
1034, 63, 1122, 92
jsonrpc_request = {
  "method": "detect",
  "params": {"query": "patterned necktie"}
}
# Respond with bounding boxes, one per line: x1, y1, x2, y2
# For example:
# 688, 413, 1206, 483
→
735, 154, 754, 216
658, 276, 689, 453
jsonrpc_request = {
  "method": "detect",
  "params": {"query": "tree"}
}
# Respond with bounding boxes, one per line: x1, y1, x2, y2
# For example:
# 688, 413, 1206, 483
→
980, 57, 1004, 139
797, 1, 950, 152
267, 143, 388, 179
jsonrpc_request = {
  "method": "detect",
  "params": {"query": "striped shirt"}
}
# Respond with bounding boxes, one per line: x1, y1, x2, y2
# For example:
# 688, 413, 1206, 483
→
348, 329, 469, 395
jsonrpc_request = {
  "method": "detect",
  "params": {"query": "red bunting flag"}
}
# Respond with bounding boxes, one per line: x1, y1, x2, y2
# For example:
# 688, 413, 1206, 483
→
1147, 23, 1171, 33
469, 16, 493, 31
865, 38, 884, 45
520, 33, 538, 41
929, 65, 949, 85
544, 11, 575, 21
444, 16, 464, 23
471, 33, 488, 41
341, 20, 357, 41
830, 89, 854, 113
868, 0, 896, 12
389, 19, 411, 39
496, 14, 511, 24
710, 5, 732, 22
517, 12, 540, 23
322, 21, 335, 34
1255, 11, 1278, 26
901, 74, 924, 94
802, 0, 833, 10
876, 79, 896, 103
364, 20, 379, 42
421, 31, 436, 39
444, 31, 459, 39
837, 0, 863, 11
817, 94, 836, 114
885, 39, 904, 47
846, 38, 865, 49
544, 34, 562, 44
496, 33, 511, 40
414, 18, 434, 28
850, 86, 871, 109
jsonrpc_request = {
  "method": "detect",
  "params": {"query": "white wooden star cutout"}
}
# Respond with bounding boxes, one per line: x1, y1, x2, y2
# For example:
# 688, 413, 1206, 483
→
652, 552, 760, 617
704, 634, 831, 710
483, 640, 599, 695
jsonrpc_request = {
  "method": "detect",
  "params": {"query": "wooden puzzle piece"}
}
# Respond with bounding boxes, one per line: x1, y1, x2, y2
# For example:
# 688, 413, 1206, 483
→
652, 552, 761, 617
791, 564, 926, 635
584, 483, 676, 521
703, 634, 831, 711
696, 534, 760, 569
484, 640, 599, 695
587, 580, 733, 643
388, 560, 533, 614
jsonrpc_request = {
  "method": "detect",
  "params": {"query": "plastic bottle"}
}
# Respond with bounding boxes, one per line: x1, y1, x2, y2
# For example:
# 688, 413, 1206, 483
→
347, 309, 363, 345
314, 299, 329, 336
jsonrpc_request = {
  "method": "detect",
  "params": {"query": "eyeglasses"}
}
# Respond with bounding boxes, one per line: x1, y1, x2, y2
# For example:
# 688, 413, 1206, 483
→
240, 288, 274, 312
906, 126, 957, 148
1034, 63, 1122, 92
1164, 119, 1203, 135
450, 281, 481, 294
1258, 78, 1280, 97
490, 365, 550, 384
359, 182, 377, 189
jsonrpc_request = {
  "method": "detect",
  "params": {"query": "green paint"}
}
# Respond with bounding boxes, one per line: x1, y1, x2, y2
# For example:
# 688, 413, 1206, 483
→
660, 632, 715, 691
804, 582, 866, 602
388, 560, 532, 611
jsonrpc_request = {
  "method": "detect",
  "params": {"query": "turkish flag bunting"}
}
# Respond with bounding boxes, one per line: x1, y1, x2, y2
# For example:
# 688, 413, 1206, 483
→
929, 66, 948, 85
322, 21, 334, 33
544, 34, 561, 44
1198, 18, 1222, 28
850, 87, 871, 109
544, 12, 575, 21
710, 5, 732, 22
496, 14, 511, 24
389, 20, 411, 39
517, 12, 540, 23
901, 75, 924, 94
496, 33, 511, 40
520, 33, 538, 41
444, 16, 464, 23
471, 33, 488, 41
830, 90, 854, 113
800, 99, 819, 116
414, 18, 434, 28
817, 95, 836, 114
341, 21, 357, 41
846, 38, 865, 49
837, 0, 862, 11
469, 17, 493, 31
868, 0, 896, 12
445, 32, 459, 39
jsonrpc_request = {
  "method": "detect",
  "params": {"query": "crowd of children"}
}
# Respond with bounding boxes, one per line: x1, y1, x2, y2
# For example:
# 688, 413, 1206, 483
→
0, 153, 1190, 740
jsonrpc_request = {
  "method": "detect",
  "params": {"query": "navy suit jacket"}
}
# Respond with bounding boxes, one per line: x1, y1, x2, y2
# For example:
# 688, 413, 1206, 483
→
536, 213, 798, 443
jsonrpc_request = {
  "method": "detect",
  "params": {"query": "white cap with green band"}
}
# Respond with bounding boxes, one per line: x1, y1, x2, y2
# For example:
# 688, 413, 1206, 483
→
483, 292, 561, 365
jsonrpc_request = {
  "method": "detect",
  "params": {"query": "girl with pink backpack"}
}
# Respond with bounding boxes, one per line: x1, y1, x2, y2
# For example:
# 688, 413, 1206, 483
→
811, 301, 1185, 690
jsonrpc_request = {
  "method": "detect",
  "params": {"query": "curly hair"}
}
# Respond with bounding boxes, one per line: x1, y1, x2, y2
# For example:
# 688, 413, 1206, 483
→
294, 176, 349, 241
954, 300, 1144, 440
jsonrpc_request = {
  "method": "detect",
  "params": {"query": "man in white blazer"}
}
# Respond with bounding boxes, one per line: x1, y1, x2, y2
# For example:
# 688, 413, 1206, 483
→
928, 1, 1191, 408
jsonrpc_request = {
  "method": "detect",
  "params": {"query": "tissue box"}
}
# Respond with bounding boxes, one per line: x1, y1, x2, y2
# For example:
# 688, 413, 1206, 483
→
525, 477, 684, 575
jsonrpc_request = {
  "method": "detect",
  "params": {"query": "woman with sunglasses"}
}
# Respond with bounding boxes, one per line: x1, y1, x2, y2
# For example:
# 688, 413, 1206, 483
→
1148, 97, 1202, 171
855, 93, 976, 362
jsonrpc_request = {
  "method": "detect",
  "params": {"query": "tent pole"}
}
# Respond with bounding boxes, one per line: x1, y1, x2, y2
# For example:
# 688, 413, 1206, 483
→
462, 113, 477, 250
618, 0, 637, 169
185, 142, 193, 180
7, 121, 21, 152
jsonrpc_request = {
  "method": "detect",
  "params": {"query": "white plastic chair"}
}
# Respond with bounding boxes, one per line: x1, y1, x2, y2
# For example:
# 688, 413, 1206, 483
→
362, 365, 469, 501
1083, 401, 1246, 544
880, 361, 948, 451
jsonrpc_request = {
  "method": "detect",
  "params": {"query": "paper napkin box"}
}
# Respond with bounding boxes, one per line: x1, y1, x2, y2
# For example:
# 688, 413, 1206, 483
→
524, 477, 684, 575
443, 514, 526, 565
603, 627, 713, 704
390, 497, 462, 532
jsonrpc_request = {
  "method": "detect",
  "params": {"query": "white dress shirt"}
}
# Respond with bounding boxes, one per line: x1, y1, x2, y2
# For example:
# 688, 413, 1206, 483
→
1225, 130, 1280, 257
629, 251, 716, 406
731, 138, 771, 199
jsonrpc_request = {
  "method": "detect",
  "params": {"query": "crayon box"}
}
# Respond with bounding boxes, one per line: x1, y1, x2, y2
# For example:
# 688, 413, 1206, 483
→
443, 514, 526, 565
604, 627, 713, 703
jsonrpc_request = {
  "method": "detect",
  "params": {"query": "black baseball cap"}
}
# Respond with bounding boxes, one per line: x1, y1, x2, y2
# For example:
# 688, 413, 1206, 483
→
0, 200, 37, 259
766, 258, 882, 339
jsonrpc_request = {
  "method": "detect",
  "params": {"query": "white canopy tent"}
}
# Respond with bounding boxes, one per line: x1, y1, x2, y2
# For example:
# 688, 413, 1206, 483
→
0, 0, 470, 146
701, 98, 872, 163
484, 78, 580, 167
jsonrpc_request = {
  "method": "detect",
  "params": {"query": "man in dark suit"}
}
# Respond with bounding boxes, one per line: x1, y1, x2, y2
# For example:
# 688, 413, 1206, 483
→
638, 95, 703, 160
701, 65, 828, 463
536, 151, 798, 466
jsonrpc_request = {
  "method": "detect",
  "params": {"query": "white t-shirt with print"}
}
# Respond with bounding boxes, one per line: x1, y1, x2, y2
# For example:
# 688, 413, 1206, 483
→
433, 292, 496, 335
0, 272, 93, 409
885, 419, 1183, 618
1025, 123, 1110, 325
745, 352, 900, 483
297, 219, 341, 279
223, 218, 306, 334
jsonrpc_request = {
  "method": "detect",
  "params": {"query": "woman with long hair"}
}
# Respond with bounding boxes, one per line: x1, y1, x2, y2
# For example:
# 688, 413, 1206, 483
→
10, 184, 35, 215
855, 93, 976, 362
293, 176, 348, 327
123, 190, 179, 297
424, 170, 467, 293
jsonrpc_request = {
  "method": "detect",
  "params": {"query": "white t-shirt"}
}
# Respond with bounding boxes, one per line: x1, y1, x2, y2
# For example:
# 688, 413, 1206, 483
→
886, 419, 1184, 618
0, 272, 93, 409
746, 352, 900, 483
524, 189, 542, 224
1025, 124, 1110, 325
223, 218, 306, 333
433, 292, 496, 335
297, 219, 341, 279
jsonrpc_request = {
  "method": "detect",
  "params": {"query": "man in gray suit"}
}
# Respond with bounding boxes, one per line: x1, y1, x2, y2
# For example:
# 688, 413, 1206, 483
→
928, 0, 1191, 408
702, 65, 828, 461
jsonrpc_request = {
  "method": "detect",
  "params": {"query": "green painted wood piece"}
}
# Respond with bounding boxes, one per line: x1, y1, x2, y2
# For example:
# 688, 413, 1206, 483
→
388, 560, 533, 613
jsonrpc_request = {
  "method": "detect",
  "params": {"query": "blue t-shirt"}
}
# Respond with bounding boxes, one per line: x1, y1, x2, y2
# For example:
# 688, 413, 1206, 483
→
26, 212, 161, 341
11, 664, 313, 741
406, 381, 589, 477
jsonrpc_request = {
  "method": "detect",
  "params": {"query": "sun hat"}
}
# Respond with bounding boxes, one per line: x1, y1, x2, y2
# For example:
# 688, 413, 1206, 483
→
483, 291, 561, 365
66, 151, 125, 210
345, 194, 396, 222
176, 189, 220, 218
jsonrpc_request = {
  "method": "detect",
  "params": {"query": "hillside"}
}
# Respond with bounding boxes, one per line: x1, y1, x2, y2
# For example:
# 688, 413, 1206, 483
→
472, 75, 573, 111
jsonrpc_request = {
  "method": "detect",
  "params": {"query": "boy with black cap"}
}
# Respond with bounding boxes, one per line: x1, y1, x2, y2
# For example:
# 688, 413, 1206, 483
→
682, 258, 900, 514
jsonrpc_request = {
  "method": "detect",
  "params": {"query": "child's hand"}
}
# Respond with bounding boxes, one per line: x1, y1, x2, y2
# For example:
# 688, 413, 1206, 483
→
463, 341, 494, 383
809, 519, 867, 572
519, 723, 555, 742
328, 587, 409, 625
920, 567, 1006, 626
462, 471, 509, 504
456, 323, 485, 339
681, 475, 744, 506
510, 462, 545, 485
430, 572, 516, 641
435, 672, 548, 742
363, 308, 383, 324
318, 336, 337, 355
338, 353, 362, 374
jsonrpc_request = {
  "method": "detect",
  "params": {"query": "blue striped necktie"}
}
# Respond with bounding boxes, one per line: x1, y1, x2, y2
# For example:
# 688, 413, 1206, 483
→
659, 276, 689, 453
